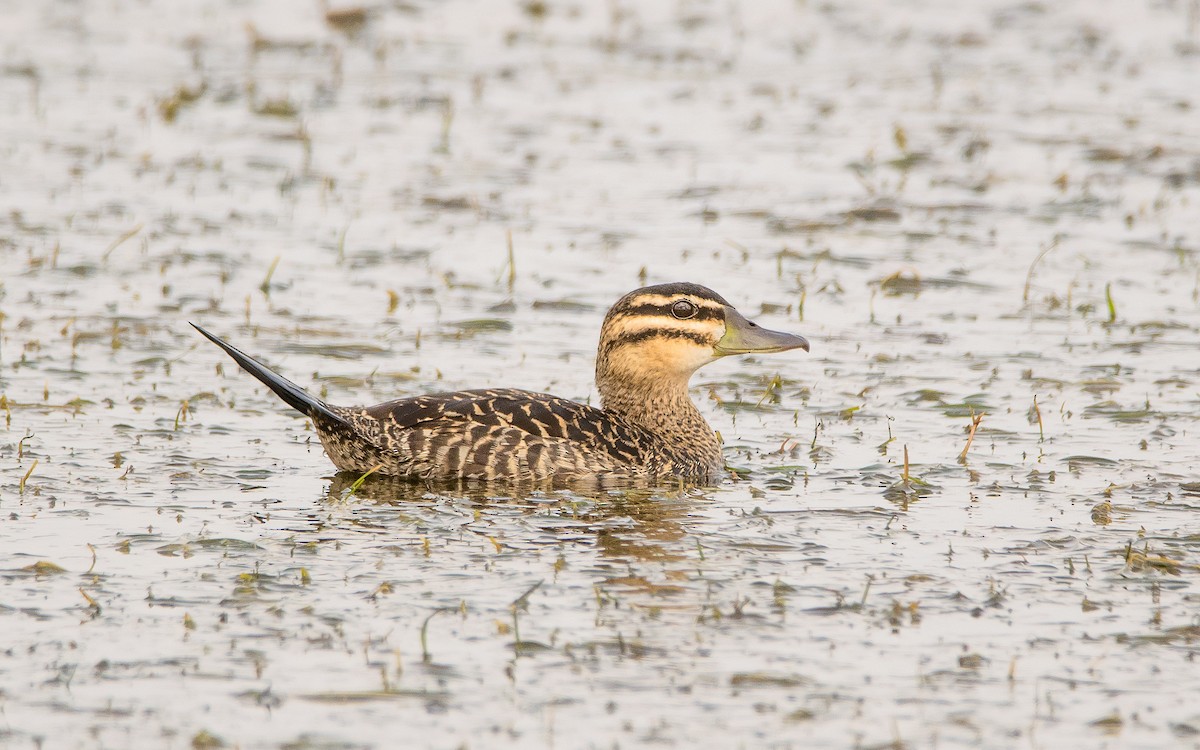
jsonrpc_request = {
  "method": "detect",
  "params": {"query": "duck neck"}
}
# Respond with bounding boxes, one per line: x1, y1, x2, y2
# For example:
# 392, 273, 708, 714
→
596, 369, 721, 470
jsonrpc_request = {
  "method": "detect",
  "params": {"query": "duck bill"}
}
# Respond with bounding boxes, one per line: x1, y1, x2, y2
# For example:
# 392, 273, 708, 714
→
714, 306, 810, 355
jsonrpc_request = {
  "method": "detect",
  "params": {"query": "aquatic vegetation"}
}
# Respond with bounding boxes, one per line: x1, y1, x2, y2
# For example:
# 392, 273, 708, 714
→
1, 0, 1199, 748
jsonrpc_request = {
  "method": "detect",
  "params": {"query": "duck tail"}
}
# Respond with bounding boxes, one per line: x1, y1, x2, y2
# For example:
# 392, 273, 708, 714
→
191, 323, 350, 428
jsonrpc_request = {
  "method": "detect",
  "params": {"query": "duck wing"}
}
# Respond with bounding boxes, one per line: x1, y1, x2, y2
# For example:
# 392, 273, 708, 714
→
353, 388, 649, 479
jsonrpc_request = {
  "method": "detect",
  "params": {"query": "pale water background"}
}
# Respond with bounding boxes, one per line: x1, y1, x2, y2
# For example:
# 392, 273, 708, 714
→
2, 0, 1200, 748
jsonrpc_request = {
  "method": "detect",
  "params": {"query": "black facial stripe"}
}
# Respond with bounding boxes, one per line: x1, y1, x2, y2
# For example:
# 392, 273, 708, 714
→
611, 304, 724, 322
604, 328, 715, 353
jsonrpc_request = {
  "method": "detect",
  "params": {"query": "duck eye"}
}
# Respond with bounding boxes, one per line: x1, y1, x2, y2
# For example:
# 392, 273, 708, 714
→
671, 300, 698, 319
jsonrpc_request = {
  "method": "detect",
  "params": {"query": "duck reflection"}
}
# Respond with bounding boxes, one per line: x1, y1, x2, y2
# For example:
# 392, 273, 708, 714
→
319, 471, 709, 564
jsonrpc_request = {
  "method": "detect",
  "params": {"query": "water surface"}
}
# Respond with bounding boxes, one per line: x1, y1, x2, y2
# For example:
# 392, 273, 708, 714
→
2, 0, 1200, 748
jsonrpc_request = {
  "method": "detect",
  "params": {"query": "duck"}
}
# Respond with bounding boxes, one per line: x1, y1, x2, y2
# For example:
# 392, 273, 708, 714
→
191, 282, 808, 482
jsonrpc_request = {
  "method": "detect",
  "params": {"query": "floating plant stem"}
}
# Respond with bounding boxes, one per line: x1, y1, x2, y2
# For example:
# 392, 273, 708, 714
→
1105, 283, 1117, 323
877, 417, 895, 455
1023, 234, 1061, 303
79, 587, 100, 613
505, 230, 516, 292
345, 464, 384, 498
510, 579, 543, 657
102, 223, 144, 262
337, 223, 349, 263
957, 409, 985, 463
20, 459, 38, 493
755, 374, 784, 407
259, 255, 281, 295
884, 444, 930, 508
436, 98, 454, 153
420, 608, 449, 663
511, 579, 543, 610
1033, 395, 1044, 441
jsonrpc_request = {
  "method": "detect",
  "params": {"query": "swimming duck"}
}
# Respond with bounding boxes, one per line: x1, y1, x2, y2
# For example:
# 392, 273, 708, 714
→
192, 282, 808, 482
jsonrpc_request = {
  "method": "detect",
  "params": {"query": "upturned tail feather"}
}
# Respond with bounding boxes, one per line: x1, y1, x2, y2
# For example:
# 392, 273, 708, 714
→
191, 323, 350, 428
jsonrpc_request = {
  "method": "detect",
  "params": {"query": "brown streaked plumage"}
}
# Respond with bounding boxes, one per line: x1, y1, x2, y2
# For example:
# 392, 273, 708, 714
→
192, 282, 809, 482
